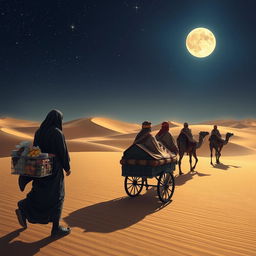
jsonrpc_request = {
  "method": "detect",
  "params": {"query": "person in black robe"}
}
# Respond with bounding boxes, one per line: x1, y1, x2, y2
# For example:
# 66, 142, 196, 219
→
15, 109, 71, 237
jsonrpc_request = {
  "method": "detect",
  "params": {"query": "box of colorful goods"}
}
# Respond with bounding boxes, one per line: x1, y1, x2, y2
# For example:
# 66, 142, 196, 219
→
11, 141, 54, 178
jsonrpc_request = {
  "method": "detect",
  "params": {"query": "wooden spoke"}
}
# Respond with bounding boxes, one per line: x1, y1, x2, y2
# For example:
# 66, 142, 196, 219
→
127, 177, 134, 182
157, 172, 175, 203
128, 184, 134, 190
124, 176, 144, 197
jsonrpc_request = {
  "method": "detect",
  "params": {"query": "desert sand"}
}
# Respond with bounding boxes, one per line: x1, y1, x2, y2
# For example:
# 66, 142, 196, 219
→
0, 117, 256, 256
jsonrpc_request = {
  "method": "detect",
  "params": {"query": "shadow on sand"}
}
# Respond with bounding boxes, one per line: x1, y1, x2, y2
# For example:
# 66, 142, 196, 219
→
175, 171, 211, 186
64, 188, 170, 233
0, 228, 62, 256
211, 163, 241, 171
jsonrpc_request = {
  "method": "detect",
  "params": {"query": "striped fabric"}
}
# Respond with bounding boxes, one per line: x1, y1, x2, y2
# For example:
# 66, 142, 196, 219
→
120, 157, 177, 167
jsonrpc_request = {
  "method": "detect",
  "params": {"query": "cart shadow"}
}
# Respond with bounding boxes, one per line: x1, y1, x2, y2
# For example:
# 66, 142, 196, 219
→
211, 163, 241, 170
64, 188, 170, 233
0, 228, 62, 256
175, 171, 211, 186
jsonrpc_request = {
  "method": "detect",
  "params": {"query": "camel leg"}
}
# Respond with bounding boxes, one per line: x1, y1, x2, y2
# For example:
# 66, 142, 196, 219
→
210, 146, 213, 165
217, 151, 221, 164
216, 147, 221, 164
215, 148, 219, 164
218, 145, 223, 164
189, 153, 193, 172
192, 151, 198, 171
178, 152, 184, 175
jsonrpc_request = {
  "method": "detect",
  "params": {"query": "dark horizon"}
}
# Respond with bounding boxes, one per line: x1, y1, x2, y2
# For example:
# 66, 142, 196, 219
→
1, 0, 256, 123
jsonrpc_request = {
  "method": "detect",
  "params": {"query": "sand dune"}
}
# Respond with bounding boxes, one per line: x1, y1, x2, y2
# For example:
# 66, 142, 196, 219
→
1, 117, 255, 158
67, 140, 122, 152
1, 117, 256, 255
87, 138, 133, 151
0, 130, 32, 157
63, 118, 122, 140
13, 127, 38, 137
200, 119, 256, 129
151, 121, 181, 131
0, 117, 39, 128
1, 153, 256, 256
91, 117, 140, 134
0, 128, 33, 140
87, 123, 256, 156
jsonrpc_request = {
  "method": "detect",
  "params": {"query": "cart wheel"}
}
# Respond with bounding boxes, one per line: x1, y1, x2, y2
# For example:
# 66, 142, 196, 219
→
157, 172, 175, 203
124, 176, 144, 197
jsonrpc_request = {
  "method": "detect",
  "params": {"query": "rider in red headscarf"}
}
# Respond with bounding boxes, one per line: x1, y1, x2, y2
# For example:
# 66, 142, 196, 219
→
156, 122, 178, 155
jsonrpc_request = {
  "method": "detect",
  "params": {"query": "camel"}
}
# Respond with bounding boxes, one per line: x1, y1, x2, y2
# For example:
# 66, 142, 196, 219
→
209, 132, 234, 165
177, 131, 209, 175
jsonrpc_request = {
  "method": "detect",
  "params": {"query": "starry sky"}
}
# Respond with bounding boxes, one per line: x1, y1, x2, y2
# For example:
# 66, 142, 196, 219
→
0, 0, 256, 123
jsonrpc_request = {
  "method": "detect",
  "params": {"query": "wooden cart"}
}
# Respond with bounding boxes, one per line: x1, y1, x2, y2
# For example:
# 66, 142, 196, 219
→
121, 145, 176, 203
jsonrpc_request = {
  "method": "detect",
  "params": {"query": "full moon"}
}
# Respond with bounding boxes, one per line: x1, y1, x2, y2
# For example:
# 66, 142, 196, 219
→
186, 27, 216, 58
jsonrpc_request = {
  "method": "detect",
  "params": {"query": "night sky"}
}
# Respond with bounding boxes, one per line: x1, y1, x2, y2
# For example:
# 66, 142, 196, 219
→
1, 0, 256, 123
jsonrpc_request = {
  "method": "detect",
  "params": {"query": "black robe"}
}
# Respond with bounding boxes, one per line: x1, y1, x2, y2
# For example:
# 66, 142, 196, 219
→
18, 111, 70, 224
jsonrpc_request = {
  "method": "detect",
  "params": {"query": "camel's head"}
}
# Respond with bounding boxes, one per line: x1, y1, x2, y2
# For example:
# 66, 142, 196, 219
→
199, 131, 209, 138
226, 132, 234, 139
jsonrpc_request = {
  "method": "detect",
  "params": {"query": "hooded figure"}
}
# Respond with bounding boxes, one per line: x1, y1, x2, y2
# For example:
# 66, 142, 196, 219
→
210, 125, 224, 143
211, 125, 221, 138
16, 110, 71, 237
133, 121, 152, 144
156, 122, 178, 154
133, 121, 170, 159
180, 122, 197, 145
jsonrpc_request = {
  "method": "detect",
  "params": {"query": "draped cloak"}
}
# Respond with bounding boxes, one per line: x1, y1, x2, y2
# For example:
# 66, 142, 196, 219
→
156, 132, 178, 154
133, 128, 171, 160
210, 129, 224, 143
18, 110, 70, 224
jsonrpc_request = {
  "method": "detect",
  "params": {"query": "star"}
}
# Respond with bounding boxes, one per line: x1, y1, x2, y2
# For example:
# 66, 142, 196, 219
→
134, 5, 140, 12
70, 24, 75, 31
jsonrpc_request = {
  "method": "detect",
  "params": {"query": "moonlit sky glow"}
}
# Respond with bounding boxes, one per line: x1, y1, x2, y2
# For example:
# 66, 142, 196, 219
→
0, 0, 256, 123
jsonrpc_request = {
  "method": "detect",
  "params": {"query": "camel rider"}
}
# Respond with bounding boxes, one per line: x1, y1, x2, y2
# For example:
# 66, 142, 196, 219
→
133, 121, 170, 157
180, 122, 197, 146
211, 125, 224, 143
156, 121, 178, 155
133, 121, 152, 144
